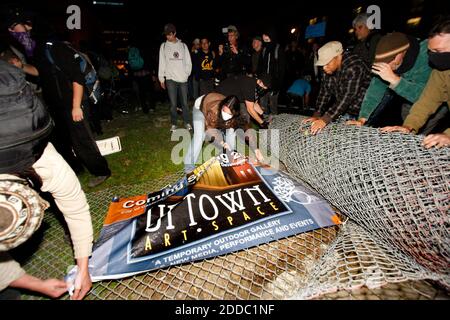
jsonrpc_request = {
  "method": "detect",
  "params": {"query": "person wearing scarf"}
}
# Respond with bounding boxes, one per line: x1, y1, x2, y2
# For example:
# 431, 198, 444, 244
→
347, 32, 434, 128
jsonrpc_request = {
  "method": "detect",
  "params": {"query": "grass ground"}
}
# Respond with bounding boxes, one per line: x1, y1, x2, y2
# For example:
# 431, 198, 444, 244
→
77, 101, 186, 191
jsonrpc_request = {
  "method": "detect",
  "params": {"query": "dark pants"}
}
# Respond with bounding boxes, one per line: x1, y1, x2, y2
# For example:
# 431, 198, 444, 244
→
199, 78, 215, 96
367, 89, 449, 134
133, 75, 154, 113
49, 101, 111, 177
166, 80, 190, 126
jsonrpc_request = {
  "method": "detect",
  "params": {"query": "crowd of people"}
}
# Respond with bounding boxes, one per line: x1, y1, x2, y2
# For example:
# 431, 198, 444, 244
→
0, 6, 449, 300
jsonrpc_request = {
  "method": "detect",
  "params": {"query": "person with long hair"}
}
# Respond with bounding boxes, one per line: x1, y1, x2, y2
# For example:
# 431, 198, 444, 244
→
184, 93, 264, 173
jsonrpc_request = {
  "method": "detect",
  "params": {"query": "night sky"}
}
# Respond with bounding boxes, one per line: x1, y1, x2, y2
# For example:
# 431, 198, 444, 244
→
1, 0, 449, 55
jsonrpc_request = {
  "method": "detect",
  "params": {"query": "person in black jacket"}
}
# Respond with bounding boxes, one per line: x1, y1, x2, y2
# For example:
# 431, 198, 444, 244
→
351, 13, 382, 68
216, 25, 251, 80
259, 29, 286, 115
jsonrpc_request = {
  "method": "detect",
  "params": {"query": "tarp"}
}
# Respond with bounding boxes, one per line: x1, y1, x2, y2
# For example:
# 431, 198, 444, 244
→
89, 154, 341, 281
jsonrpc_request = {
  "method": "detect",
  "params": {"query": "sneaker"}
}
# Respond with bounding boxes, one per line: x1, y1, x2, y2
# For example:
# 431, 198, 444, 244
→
88, 175, 110, 188
185, 124, 193, 131
170, 125, 177, 132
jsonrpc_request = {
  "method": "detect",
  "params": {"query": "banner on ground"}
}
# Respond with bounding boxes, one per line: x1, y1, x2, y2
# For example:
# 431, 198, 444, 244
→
89, 153, 341, 280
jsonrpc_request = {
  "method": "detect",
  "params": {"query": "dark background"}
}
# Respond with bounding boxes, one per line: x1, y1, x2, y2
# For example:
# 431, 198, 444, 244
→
1, 0, 449, 62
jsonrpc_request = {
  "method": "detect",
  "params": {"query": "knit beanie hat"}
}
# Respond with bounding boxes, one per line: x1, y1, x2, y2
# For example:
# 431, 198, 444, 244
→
0, 179, 48, 251
374, 32, 410, 63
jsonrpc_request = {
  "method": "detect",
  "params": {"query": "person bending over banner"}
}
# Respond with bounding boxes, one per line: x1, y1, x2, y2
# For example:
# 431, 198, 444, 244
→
184, 93, 264, 173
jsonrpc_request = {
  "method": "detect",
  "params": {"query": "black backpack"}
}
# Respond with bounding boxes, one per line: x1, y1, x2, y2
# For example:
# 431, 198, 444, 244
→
0, 60, 53, 174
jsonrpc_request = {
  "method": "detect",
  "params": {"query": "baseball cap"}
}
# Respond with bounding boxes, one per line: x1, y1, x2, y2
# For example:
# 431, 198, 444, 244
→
315, 41, 344, 66
0, 179, 48, 251
253, 36, 263, 42
374, 32, 410, 63
227, 25, 238, 33
162, 23, 176, 35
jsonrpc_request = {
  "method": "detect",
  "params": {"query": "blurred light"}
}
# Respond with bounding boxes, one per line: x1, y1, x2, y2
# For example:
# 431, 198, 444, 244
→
349, 28, 354, 34
290, 28, 297, 34
309, 18, 317, 25
407, 17, 422, 27
92, 1, 124, 5
356, 6, 362, 13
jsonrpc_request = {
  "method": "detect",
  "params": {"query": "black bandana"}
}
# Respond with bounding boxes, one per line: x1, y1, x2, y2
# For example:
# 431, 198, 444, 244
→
395, 36, 420, 75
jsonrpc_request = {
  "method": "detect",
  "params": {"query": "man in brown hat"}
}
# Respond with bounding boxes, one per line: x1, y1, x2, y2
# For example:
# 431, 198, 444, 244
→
347, 32, 442, 130
302, 41, 371, 135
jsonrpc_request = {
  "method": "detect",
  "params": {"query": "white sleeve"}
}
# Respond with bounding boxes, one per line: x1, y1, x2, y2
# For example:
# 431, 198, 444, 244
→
185, 43, 192, 77
158, 43, 166, 83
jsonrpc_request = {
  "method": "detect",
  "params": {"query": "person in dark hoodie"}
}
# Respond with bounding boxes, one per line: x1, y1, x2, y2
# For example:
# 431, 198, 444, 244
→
259, 29, 286, 116
23, 16, 111, 188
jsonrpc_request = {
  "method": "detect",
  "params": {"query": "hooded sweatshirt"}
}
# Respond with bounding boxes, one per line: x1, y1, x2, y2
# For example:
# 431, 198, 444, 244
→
158, 38, 192, 83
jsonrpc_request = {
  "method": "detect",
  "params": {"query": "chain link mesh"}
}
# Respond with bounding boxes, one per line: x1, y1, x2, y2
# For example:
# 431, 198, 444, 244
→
17, 114, 450, 299
262, 114, 449, 298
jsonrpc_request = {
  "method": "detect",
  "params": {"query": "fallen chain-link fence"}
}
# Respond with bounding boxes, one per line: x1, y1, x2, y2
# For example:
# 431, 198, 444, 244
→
16, 113, 449, 300
262, 114, 449, 299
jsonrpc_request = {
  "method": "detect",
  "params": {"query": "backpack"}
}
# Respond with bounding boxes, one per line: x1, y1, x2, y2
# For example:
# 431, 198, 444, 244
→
128, 47, 144, 71
45, 41, 102, 104
0, 61, 53, 174
97, 56, 113, 80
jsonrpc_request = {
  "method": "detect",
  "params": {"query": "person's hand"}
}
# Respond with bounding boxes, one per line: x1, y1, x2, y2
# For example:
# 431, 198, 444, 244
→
380, 126, 412, 134
72, 106, 83, 122
38, 279, 69, 299
218, 44, 224, 56
301, 117, 318, 125
422, 133, 450, 149
310, 119, 327, 135
160, 81, 166, 90
254, 149, 265, 163
222, 142, 230, 150
346, 119, 366, 127
372, 63, 401, 85
230, 44, 238, 54
71, 266, 92, 300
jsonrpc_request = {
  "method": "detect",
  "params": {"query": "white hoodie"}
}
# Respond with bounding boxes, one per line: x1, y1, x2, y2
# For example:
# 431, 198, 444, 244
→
158, 38, 192, 83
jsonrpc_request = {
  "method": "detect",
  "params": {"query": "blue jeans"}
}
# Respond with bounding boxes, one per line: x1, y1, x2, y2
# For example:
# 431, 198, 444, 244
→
184, 107, 237, 173
166, 80, 190, 126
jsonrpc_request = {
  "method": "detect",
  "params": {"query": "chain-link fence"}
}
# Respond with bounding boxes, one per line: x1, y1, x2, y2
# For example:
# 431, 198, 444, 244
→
262, 114, 449, 298
17, 113, 449, 300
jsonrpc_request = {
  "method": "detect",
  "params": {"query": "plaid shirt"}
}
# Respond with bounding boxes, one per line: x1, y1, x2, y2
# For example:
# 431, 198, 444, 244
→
315, 52, 371, 123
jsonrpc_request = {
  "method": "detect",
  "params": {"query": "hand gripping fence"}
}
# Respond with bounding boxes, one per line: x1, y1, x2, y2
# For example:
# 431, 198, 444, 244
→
261, 114, 449, 298
17, 114, 449, 300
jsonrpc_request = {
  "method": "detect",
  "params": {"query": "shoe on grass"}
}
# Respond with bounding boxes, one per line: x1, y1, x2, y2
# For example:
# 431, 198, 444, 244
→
88, 175, 110, 188
185, 124, 192, 131
170, 125, 177, 132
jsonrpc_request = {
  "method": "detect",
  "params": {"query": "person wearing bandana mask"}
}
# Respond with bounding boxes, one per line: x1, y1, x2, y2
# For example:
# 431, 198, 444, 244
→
381, 18, 450, 149
184, 93, 264, 173
8, 21, 36, 59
